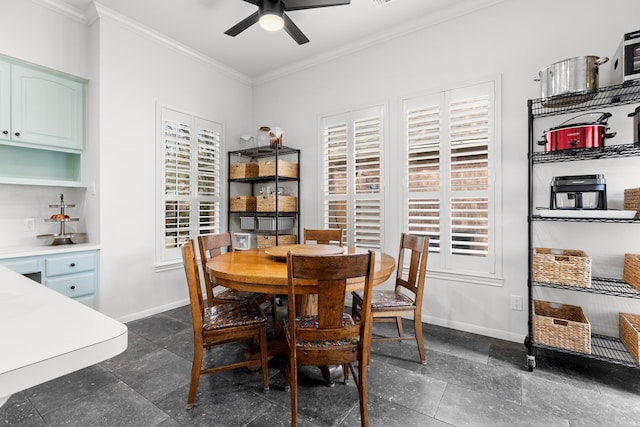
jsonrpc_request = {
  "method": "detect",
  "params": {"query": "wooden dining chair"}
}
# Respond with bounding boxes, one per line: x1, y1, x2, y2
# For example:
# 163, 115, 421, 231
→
351, 233, 430, 364
182, 239, 269, 410
303, 228, 343, 246
283, 250, 376, 427
198, 232, 277, 322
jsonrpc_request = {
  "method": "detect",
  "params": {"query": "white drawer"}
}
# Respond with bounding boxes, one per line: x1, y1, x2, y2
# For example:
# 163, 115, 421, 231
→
45, 272, 95, 298
46, 252, 96, 277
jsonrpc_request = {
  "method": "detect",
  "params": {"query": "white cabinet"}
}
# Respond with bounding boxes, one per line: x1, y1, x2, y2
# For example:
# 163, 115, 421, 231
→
9, 64, 84, 150
0, 55, 86, 187
0, 250, 99, 309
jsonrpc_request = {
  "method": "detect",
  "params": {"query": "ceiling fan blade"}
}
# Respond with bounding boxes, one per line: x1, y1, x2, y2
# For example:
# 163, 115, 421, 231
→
224, 11, 260, 37
283, 0, 350, 11
283, 13, 309, 45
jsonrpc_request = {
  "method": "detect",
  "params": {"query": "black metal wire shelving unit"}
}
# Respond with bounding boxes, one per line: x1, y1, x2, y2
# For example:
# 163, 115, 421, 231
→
526, 81, 640, 371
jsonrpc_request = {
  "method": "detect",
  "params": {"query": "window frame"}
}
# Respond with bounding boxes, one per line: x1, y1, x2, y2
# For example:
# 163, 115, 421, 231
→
402, 78, 503, 284
320, 104, 385, 250
155, 105, 223, 269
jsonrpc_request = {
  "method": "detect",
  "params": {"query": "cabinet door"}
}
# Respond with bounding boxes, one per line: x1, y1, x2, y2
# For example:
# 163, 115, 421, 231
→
11, 64, 84, 150
0, 61, 9, 141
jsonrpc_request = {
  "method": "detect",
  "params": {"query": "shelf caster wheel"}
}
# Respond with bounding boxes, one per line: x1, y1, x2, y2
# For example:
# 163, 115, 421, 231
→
524, 335, 531, 349
526, 354, 536, 372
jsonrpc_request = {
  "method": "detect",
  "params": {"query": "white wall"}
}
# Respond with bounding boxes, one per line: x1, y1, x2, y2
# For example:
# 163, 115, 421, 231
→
251, 0, 640, 341
95, 10, 253, 320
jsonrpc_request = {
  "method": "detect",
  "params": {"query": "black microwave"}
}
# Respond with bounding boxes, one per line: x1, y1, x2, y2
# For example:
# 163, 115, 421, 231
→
612, 30, 640, 85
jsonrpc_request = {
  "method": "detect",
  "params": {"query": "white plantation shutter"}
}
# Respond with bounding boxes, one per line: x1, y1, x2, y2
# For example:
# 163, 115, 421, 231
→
158, 107, 221, 264
449, 95, 489, 257
322, 105, 384, 249
407, 104, 441, 252
404, 81, 497, 274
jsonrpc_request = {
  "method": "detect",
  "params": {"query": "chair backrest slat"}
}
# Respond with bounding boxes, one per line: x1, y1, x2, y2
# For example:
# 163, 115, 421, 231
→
303, 228, 343, 247
182, 240, 204, 333
287, 250, 375, 344
197, 232, 234, 305
395, 233, 429, 299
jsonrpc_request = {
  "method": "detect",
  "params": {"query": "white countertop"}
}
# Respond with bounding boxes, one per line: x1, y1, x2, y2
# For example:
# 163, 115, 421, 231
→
0, 265, 127, 406
0, 243, 101, 259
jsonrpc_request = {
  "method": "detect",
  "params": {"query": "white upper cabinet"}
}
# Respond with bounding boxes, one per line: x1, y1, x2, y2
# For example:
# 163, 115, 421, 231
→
9, 64, 84, 151
0, 61, 10, 141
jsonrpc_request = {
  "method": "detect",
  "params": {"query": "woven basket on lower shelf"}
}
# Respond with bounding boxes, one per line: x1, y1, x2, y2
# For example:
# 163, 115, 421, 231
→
257, 234, 297, 248
619, 312, 640, 364
257, 195, 297, 212
258, 159, 298, 179
230, 162, 258, 180
624, 187, 640, 219
230, 196, 256, 212
533, 300, 591, 354
533, 247, 591, 288
623, 254, 640, 292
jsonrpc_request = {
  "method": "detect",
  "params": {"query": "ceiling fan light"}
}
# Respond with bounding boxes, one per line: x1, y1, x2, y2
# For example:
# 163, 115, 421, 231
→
259, 13, 284, 31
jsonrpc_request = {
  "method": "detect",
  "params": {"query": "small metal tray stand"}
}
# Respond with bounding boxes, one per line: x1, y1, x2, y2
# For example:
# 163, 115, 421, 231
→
37, 193, 81, 245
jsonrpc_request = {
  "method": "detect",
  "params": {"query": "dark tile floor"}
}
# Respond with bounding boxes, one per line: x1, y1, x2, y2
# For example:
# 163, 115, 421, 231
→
3, 302, 640, 427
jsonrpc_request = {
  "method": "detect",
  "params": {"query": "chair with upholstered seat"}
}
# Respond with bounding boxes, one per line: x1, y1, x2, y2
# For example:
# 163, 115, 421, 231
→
283, 250, 376, 427
303, 228, 343, 246
182, 239, 269, 410
351, 233, 429, 364
198, 232, 277, 322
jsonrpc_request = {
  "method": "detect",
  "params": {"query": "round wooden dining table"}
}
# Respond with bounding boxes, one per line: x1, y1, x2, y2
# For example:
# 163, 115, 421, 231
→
206, 245, 396, 297
206, 244, 395, 384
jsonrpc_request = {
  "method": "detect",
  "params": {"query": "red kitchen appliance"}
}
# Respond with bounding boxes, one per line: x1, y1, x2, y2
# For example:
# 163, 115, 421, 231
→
538, 112, 616, 152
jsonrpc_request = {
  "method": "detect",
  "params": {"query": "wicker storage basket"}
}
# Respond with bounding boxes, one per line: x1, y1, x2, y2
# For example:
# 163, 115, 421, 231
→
533, 300, 591, 354
257, 195, 297, 212
623, 254, 640, 292
257, 234, 297, 248
624, 187, 640, 219
533, 247, 591, 288
230, 196, 256, 212
619, 312, 640, 364
258, 159, 298, 179
230, 163, 258, 180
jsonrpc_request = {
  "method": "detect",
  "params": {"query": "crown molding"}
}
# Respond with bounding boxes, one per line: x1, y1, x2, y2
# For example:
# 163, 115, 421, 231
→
31, 0, 88, 24
92, 3, 252, 86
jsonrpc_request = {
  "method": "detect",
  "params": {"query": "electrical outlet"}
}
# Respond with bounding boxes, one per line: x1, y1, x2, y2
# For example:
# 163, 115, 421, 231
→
510, 295, 523, 311
23, 218, 35, 232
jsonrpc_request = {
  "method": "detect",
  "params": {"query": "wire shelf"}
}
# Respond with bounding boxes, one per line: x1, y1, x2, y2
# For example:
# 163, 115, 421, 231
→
530, 80, 640, 118
531, 215, 640, 224
533, 334, 639, 368
532, 277, 640, 298
531, 144, 640, 164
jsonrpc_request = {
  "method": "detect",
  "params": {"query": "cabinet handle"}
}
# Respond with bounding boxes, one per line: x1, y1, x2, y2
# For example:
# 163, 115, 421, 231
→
14, 132, 20, 137
70, 263, 76, 267
70, 285, 76, 290
2, 130, 7, 135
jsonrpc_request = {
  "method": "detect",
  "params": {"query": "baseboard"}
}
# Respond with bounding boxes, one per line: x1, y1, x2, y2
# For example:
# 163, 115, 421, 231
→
115, 298, 189, 324
422, 314, 525, 343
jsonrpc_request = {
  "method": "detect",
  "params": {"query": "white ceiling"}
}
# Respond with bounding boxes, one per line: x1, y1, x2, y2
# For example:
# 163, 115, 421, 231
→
57, 0, 503, 81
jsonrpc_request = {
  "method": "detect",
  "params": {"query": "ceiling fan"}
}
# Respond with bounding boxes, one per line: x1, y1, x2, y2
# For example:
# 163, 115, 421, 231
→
224, 0, 351, 45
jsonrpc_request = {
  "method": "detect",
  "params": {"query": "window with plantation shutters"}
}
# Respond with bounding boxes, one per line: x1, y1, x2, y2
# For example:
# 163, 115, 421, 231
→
404, 80, 499, 275
322, 105, 384, 250
157, 107, 221, 265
